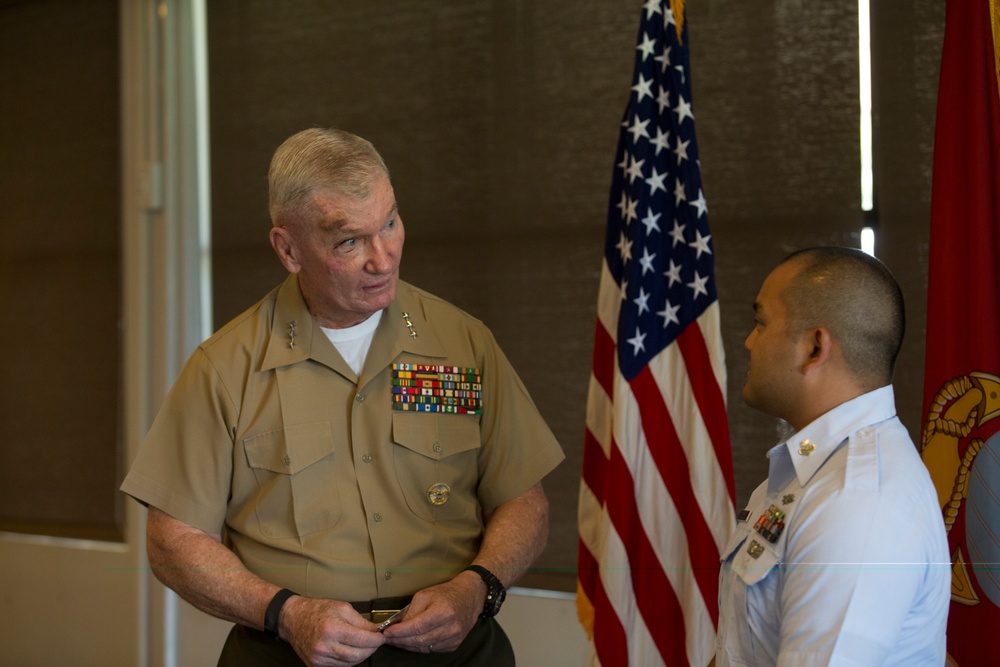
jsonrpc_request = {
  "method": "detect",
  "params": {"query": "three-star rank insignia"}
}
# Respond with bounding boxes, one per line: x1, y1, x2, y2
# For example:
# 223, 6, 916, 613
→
401, 312, 419, 338
753, 504, 786, 544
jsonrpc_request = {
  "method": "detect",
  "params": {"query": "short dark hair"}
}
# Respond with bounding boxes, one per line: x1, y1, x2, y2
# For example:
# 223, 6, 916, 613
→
780, 246, 905, 385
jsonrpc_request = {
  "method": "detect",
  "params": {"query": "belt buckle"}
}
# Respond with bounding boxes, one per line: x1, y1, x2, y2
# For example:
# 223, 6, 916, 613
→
369, 608, 401, 623
373, 604, 410, 631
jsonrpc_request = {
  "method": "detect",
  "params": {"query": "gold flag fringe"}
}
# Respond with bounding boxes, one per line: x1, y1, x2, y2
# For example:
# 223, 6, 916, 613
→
992, 0, 1000, 107
672, 0, 686, 44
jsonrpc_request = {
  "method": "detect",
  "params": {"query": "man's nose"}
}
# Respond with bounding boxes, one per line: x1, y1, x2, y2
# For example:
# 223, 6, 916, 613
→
367, 238, 393, 273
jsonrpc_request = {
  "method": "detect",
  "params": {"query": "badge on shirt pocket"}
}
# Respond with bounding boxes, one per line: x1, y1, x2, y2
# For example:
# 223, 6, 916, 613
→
721, 522, 779, 586
732, 536, 779, 586
391, 411, 481, 522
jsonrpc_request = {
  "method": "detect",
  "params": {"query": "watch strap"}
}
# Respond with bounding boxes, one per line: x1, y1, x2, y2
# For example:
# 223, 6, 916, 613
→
264, 588, 298, 639
463, 565, 505, 618
463, 564, 494, 580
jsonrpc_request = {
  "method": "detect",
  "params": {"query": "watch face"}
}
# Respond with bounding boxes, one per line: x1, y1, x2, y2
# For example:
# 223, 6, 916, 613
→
467, 565, 506, 618
488, 585, 506, 615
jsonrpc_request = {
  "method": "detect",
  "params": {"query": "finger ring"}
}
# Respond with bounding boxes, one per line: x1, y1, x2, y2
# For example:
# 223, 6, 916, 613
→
429, 644, 434, 653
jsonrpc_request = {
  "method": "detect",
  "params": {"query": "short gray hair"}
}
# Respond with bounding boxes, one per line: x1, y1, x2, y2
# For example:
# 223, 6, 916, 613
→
268, 128, 389, 226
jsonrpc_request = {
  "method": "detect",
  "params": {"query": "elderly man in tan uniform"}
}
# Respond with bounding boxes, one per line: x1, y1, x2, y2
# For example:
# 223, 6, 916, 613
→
121, 128, 565, 667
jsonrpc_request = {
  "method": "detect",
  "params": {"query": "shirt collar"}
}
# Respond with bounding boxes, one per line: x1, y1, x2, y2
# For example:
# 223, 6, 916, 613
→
360, 281, 447, 385
767, 385, 897, 490
260, 275, 447, 377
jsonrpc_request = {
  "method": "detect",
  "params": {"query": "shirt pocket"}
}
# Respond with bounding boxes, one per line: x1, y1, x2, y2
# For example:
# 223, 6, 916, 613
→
243, 421, 342, 538
721, 522, 751, 564
721, 524, 780, 666
391, 411, 481, 522
731, 534, 779, 586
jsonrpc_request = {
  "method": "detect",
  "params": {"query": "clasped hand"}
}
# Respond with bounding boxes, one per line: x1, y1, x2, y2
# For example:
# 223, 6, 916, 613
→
281, 575, 484, 666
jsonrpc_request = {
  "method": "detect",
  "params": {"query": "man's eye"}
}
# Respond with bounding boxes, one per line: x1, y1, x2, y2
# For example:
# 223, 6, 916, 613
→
340, 238, 357, 249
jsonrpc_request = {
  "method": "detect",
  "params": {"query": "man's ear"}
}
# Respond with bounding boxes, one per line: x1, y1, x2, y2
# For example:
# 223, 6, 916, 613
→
270, 226, 302, 274
802, 326, 833, 375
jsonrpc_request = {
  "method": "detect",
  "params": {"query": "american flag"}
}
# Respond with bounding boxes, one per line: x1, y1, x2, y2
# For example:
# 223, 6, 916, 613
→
577, 2, 736, 665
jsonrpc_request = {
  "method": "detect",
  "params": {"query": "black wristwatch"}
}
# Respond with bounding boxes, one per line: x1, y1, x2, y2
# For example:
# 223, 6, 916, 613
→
464, 564, 506, 619
264, 588, 298, 640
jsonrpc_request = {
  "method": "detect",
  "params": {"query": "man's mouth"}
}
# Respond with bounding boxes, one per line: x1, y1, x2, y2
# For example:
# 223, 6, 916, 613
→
362, 277, 394, 293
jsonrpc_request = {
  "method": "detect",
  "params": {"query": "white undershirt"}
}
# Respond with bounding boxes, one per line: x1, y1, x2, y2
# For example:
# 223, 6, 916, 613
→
320, 310, 383, 376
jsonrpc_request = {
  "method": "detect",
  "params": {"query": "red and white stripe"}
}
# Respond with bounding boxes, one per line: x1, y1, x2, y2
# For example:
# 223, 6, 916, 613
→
578, 262, 735, 666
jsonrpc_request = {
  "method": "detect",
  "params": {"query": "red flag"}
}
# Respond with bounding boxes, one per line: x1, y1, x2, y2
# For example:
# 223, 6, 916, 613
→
577, 2, 735, 665
921, 1, 1000, 665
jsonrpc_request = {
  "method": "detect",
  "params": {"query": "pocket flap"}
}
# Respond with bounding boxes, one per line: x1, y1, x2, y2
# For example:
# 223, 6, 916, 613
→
721, 525, 750, 563
244, 422, 334, 474
730, 536, 779, 586
392, 412, 480, 460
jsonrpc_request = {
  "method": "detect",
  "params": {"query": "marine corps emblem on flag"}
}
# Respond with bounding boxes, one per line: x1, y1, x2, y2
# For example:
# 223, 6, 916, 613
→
921, 1, 1000, 663
921, 372, 1000, 617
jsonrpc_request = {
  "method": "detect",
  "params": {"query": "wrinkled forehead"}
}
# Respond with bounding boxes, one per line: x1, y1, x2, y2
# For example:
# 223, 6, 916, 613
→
308, 176, 397, 230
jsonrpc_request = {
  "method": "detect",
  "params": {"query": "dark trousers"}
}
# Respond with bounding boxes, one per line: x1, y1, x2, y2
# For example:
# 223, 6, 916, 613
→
217, 617, 514, 667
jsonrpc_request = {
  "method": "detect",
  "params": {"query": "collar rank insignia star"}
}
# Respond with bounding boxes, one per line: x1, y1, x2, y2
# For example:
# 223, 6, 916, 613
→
797, 439, 815, 456
753, 504, 786, 543
401, 312, 418, 338
391, 363, 483, 414
782, 493, 795, 505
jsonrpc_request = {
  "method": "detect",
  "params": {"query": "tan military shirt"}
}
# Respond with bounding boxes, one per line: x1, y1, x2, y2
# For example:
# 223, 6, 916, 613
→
122, 275, 565, 602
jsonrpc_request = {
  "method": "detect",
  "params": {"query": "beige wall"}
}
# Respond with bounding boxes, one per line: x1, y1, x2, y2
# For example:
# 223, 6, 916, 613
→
206, 0, 945, 593
0, 0, 945, 663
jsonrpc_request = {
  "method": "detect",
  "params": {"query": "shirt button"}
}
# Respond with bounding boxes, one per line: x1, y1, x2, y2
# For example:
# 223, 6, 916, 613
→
362, 453, 373, 464
432, 443, 442, 453
356, 393, 365, 403
384, 571, 393, 581
373, 512, 382, 522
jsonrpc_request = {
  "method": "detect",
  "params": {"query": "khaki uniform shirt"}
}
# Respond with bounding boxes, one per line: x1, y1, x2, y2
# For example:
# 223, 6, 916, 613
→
122, 276, 565, 602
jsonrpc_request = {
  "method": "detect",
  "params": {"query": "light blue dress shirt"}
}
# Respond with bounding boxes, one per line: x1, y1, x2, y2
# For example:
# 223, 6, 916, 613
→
717, 386, 950, 666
